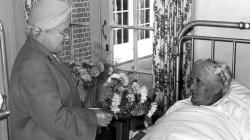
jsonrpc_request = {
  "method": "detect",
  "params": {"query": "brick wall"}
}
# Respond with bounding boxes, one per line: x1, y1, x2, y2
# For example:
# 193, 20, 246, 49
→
61, 0, 91, 63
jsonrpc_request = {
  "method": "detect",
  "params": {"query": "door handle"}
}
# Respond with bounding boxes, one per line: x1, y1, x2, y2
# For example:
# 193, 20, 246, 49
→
102, 20, 107, 40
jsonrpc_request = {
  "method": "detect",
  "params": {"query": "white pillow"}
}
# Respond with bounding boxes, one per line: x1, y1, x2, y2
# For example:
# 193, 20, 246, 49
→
212, 79, 250, 140
228, 79, 250, 107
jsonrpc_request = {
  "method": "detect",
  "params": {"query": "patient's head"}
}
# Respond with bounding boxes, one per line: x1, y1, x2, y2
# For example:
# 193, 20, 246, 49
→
190, 59, 232, 106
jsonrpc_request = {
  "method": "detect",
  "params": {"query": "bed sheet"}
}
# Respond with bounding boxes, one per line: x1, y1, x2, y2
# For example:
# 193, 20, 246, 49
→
142, 79, 250, 140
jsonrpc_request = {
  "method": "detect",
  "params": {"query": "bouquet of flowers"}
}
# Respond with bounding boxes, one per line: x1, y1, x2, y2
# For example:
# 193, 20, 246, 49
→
102, 72, 158, 119
66, 60, 112, 88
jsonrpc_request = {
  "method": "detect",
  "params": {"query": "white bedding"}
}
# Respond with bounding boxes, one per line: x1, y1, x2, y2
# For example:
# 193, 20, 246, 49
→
142, 80, 250, 140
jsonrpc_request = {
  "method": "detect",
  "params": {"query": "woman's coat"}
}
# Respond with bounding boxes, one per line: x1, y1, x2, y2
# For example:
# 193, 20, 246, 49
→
9, 38, 97, 140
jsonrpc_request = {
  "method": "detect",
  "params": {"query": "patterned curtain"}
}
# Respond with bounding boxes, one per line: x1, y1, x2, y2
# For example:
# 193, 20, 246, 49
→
153, 0, 192, 110
24, 0, 38, 23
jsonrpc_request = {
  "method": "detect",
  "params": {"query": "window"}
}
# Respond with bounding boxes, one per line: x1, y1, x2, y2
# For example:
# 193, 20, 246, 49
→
138, 0, 150, 40
113, 0, 129, 45
109, 0, 154, 89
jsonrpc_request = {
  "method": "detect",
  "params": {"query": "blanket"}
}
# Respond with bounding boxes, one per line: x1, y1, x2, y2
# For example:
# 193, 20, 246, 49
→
142, 80, 250, 140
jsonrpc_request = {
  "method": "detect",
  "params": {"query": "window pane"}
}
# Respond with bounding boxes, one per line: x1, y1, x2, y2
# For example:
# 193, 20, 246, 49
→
145, 30, 150, 38
116, 0, 121, 11
140, 30, 144, 39
113, 30, 117, 45
113, 13, 117, 24
145, 24, 150, 38
123, 0, 128, 10
112, 0, 115, 11
145, 9, 150, 23
117, 29, 122, 44
123, 12, 128, 25
139, 0, 145, 8
123, 29, 128, 43
145, 0, 149, 8
117, 13, 122, 25
140, 10, 144, 24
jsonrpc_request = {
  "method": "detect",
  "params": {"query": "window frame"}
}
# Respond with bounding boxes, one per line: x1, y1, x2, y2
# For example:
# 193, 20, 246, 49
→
109, 0, 154, 75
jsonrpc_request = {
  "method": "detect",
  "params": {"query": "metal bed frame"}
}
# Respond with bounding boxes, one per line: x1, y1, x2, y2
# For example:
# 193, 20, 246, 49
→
0, 20, 10, 120
175, 20, 250, 101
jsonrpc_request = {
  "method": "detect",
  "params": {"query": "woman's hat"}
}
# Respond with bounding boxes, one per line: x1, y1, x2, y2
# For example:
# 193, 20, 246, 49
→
28, 0, 71, 31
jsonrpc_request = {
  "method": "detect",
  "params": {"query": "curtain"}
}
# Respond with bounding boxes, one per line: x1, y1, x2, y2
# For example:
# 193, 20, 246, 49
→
153, 0, 192, 110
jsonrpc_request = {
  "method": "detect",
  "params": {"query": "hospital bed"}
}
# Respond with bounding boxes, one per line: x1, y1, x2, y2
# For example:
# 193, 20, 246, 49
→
175, 20, 250, 101
142, 20, 250, 140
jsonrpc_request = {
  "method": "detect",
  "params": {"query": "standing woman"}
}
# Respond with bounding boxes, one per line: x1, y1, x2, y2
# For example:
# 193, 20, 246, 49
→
8, 0, 113, 140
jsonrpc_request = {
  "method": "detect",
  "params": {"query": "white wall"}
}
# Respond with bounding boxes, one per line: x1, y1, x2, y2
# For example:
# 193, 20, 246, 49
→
193, 0, 250, 87
0, 0, 26, 139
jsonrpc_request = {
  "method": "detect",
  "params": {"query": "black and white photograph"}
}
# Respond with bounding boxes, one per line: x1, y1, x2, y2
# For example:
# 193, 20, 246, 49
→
0, 0, 250, 140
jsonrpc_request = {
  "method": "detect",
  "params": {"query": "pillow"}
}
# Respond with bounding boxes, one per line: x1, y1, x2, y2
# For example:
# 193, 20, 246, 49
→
212, 79, 250, 140
227, 79, 250, 107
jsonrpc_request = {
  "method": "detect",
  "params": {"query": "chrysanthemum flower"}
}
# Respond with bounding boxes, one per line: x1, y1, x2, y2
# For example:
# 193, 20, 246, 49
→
119, 73, 129, 86
111, 93, 121, 113
132, 82, 140, 94
81, 73, 92, 82
126, 93, 135, 103
147, 102, 157, 118
140, 86, 148, 103
90, 67, 100, 77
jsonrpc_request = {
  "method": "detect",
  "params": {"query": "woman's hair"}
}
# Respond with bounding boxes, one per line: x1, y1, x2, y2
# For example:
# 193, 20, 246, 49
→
194, 59, 232, 94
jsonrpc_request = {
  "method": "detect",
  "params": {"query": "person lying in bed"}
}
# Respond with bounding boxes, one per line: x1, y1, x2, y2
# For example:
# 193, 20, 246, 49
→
141, 59, 250, 140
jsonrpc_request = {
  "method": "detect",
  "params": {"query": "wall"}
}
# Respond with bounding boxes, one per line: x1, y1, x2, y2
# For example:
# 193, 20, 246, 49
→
0, 0, 26, 139
193, 0, 250, 87
61, 0, 93, 63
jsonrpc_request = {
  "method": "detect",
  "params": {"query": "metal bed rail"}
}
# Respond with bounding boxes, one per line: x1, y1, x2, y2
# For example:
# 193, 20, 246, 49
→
0, 20, 10, 120
176, 20, 250, 101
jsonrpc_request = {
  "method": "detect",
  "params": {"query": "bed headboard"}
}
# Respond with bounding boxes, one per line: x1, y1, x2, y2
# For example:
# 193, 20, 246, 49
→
176, 20, 250, 101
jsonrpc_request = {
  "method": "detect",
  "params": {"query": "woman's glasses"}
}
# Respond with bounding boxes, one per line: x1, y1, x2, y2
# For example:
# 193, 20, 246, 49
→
59, 28, 69, 37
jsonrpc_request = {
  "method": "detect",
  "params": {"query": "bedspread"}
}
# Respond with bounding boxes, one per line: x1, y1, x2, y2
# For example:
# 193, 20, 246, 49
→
142, 80, 250, 140
142, 103, 241, 140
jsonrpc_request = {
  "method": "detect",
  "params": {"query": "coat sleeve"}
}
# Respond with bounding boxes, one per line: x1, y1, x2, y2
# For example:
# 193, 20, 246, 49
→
19, 58, 97, 140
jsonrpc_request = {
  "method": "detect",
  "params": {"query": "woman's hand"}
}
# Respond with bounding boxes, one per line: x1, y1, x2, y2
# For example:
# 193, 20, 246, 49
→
94, 109, 113, 127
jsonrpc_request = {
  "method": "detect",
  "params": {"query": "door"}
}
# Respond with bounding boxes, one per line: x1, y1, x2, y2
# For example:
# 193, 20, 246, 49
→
100, 0, 154, 89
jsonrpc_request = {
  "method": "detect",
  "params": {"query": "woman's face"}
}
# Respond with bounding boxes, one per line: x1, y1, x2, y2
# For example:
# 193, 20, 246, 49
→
190, 64, 222, 106
44, 22, 69, 53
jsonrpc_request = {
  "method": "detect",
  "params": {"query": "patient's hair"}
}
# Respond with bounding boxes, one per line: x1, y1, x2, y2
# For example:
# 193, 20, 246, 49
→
194, 59, 232, 94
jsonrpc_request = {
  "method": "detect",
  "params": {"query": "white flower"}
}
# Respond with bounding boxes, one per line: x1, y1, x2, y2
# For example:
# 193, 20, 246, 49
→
78, 67, 88, 75
111, 93, 121, 113
90, 67, 100, 77
105, 73, 120, 84
108, 67, 114, 75
78, 67, 92, 81
126, 93, 135, 103
97, 61, 104, 72
147, 102, 157, 118
140, 86, 148, 103
81, 73, 92, 82
119, 73, 129, 86
132, 82, 140, 94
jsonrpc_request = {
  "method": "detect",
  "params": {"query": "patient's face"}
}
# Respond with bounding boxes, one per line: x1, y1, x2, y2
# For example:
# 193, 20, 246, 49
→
190, 64, 222, 106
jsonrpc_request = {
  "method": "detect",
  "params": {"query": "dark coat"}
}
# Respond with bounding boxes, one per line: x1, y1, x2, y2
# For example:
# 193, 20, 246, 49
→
9, 38, 97, 140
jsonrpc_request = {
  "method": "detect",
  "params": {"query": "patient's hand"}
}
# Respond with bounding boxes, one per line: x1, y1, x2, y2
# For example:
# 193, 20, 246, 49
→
94, 109, 113, 127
